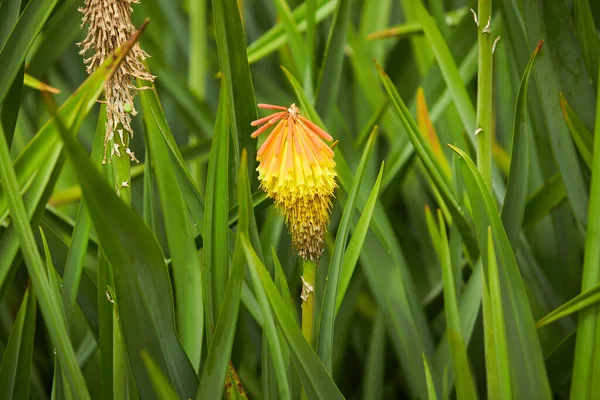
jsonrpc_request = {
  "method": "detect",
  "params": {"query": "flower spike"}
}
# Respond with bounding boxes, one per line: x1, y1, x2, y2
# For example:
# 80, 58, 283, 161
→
252, 103, 337, 261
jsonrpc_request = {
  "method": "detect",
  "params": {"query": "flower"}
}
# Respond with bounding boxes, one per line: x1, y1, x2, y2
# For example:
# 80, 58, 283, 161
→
78, 0, 155, 164
251, 103, 337, 261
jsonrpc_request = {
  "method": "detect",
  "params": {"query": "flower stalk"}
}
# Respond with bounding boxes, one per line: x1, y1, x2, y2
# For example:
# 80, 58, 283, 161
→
475, 0, 493, 190
301, 259, 317, 347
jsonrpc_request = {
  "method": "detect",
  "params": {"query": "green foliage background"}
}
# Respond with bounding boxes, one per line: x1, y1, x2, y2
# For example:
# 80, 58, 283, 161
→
0, 0, 600, 398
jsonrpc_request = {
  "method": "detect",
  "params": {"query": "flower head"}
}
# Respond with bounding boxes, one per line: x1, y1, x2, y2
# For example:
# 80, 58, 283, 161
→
251, 103, 337, 261
78, 0, 155, 163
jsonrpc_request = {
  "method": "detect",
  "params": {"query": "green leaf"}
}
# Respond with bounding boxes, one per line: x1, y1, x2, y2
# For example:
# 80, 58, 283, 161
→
501, 40, 543, 248
537, 281, 600, 328
414, 2, 476, 139
0, 284, 36, 400
197, 148, 252, 399
315, 0, 353, 121
241, 235, 345, 400
211, 0, 258, 175
0, 0, 22, 48
137, 66, 206, 232
246, 0, 337, 65
0, 108, 89, 400
0, 148, 65, 299
570, 63, 600, 398
484, 228, 512, 399
62, 105, 106, 325
435, 210, 477, 399
272, 0, 308, 78
318, 128, 377, 371
0, 0, 59, 104
141, 352, 179, 400
433, 263, 483, 398
141, 77, 204, 370
245, 242, 291, 397
375, 60, 479, 260
449, 144, 552, 398
519, 0, 591, 227
574, 0, 600, 90
203, 79, 230, 330
522, 174, 567, 229
47, 77, 198, 400
335, 162, 384, 314
362, 313, 386, 400
559, 92, 593, 170
0, 24, 147, 224
422, 354, 438, 400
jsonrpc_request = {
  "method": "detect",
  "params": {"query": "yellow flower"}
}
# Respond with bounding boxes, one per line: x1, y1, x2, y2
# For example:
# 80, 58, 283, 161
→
251, 103, 337, 261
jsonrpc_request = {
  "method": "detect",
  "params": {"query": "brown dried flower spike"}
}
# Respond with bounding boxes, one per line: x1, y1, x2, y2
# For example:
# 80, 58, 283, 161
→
78, 0, 155, 163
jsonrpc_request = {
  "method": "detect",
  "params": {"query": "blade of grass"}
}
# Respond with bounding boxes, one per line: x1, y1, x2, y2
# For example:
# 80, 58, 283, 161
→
559, 92, 593, 170
203, 79, 230, 332
520, 0, 590, 227
141, 352, 179, 400
62, 104, 106, 325
0, 24, 147, 225
197, 149, 252, 399
318, 128, 378, 372
0, 0, 59, 104
450, 144, 552, 398
241, 235, 345, 400
570, 63, 600, 398
246, 0, 337, 65
141, 77, 204, 371
0, 284, 36, 400
537, 281, 600, 328
46, 92, 199, 399
485, 227, 512, 399
211, 0, 258, 176
434, 209, 477, 399
522, 174, 567, 229
315, 0, 352, 121
362, 313, 385, 400
414, 3, 476, 141
574, 0, 599, 90
375, 61, 479, 260
335, 162, 384, 314
0, 120, 89, 398
501, 40, 543, 248
423, 354, 439, 400
272, 0, 308, 79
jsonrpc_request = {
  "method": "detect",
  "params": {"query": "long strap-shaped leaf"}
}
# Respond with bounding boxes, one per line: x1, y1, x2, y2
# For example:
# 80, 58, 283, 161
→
0, 284, 36, 399
242, 235, 345, 400
450, 144, 552, 399
570, 59, 600, 400
48, 71, 198, 400
501, 41, 543, 249
197, 149, 252, 399
0, 0, 59, 104
318, 128, 378, 372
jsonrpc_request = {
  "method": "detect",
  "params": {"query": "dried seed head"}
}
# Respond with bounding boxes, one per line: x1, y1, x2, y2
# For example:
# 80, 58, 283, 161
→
78, 0, 155, 163
251, 103, 337, 262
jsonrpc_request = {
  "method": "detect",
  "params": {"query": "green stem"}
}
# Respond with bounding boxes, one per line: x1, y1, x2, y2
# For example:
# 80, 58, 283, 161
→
476, 0, 493, 190
108, 127, 136, 397
301, 259, 317, 345
112, 131, 132, 206
301, 259, 316, 400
